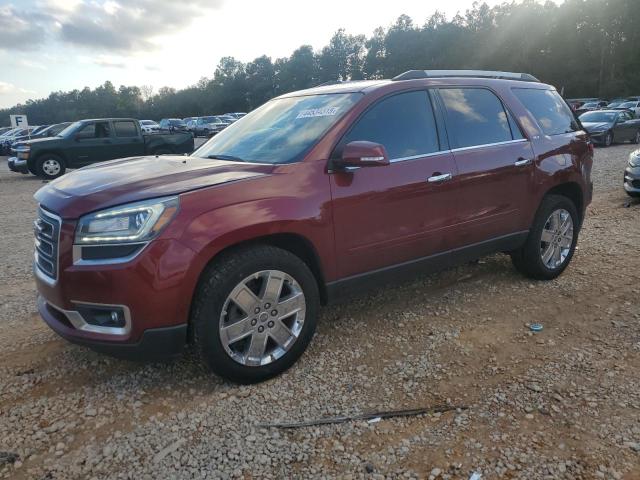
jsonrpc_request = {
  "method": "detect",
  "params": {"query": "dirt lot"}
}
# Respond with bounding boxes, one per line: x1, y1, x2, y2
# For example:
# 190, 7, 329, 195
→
0, 146, 639, 480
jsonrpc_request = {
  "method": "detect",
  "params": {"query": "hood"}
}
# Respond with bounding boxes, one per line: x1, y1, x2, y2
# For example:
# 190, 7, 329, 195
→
21, 136, 63, 147
34, 155, 274, 219
582, 122, 612, 131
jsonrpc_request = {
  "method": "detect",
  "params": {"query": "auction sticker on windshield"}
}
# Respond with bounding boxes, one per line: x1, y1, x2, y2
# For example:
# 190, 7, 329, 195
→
296, 107, 340, 119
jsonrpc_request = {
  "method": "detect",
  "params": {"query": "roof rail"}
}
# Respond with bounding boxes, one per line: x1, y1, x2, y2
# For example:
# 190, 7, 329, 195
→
392, 70, 540, 82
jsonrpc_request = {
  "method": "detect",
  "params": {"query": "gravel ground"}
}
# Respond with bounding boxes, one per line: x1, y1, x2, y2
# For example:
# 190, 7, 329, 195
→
0, 145, 639, 480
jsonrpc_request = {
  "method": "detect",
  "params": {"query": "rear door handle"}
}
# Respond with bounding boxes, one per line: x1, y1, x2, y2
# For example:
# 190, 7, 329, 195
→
427, 173, 452, 183
515, 157, 532, 167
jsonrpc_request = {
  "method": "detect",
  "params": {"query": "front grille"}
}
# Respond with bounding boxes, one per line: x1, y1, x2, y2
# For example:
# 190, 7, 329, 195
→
34, 207, 61, 281
632, 179, 640, 189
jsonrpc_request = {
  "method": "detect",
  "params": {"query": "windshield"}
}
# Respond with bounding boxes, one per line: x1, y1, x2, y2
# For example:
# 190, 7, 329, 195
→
582, 102, 598, 108
579, 111, 617, 123
201, 116, 217, 123
170, 119, 186, 126
57, 121, 83, 137
620, 102, 637, 108
193, 92, 362, 164
608, 102, 622, 107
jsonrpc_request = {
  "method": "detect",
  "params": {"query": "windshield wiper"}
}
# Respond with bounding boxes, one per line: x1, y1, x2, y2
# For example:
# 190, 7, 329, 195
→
206, 154, 245, 162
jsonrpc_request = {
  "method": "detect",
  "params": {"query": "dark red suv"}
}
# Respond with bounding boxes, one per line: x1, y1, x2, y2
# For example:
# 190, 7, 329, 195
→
34, 70, 593, 383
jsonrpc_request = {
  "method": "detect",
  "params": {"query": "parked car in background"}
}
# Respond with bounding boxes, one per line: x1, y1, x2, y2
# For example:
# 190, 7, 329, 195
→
0, 127, 35, 155
193, 116, 230, 137
185, 118, 198, 133
183, 117, 198, 126
579, 109, 640, 146
219, 115, 238, 124
0, 126, 13, 135
575, 100, 608, 117
615, 101, 640, 117
159, 118, 188, 132
139, 120, 160, 133
625, 149, 640, 197
31, 70, 592, 383
8, 123, 72, 153
227, 112, 247, 119
9, 118, 194, 179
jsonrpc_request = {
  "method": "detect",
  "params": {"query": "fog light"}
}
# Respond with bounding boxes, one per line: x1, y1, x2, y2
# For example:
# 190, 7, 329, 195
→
75, 304, 127, 328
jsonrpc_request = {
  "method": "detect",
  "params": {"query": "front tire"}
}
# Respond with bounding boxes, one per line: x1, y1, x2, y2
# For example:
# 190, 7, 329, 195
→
604, 131, 613, 147
632, 130, 640, 144
191, 245, 319, 384
35, 154, 66, 180
511, 194, 579, 280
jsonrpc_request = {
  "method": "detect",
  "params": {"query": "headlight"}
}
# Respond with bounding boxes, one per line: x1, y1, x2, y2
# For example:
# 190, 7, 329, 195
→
630, 152, 640, 167
75, 196, 179, 245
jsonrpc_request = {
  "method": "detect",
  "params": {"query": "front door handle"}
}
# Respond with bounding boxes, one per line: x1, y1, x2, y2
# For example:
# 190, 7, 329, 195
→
515, 157, 533, 167
427, 172, 452, 183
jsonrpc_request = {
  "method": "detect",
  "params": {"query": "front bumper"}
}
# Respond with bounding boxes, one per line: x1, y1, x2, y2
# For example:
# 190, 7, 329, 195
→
624, 165, 640, 194
588, 131, 608, 144
7, 157, 29, 174
38, 296, 187, 360
34, 214, 196, 360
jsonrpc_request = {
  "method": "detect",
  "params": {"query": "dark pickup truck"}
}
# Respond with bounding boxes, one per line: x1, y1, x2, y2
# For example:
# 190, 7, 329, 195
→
9, 118, 194, 179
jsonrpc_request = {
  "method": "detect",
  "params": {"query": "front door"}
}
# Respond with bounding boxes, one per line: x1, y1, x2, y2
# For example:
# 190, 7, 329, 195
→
330, 89, 459, 279
67, 121, 114, 166
436, 87, 536, 247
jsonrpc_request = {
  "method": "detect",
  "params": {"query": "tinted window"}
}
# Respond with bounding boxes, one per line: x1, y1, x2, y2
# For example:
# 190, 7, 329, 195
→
439, 88, 513, 149
114, 121, 138, 137
342, 90, 439, 159
76, 122, 111, 139
513, 88, 579, 136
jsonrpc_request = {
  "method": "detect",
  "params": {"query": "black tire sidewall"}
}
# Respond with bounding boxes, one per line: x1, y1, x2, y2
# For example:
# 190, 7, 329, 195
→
520, 195, 579, 280
36, 154, 65, 179
193, 247, 320, 384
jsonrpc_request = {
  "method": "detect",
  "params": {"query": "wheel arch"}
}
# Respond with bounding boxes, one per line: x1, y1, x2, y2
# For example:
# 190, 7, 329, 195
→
191, 232, 328, 308
543, 182, 584, 226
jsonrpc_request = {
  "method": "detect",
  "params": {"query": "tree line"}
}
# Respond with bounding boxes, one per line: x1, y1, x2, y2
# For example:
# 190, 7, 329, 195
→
2, 0, 639, 126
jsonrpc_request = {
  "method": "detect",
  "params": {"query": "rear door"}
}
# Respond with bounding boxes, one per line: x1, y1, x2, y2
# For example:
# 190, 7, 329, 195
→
330, 89, 459, 278
66, 121, 114, 166
436, 87, 536, 248
111, 120, 145, 159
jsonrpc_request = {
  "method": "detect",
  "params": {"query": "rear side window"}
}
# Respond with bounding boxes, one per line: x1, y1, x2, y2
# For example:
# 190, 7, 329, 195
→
439, 88, 515, 149
342, 90, 440, 159
512, 88, 579, 136
114, 121, 138, 137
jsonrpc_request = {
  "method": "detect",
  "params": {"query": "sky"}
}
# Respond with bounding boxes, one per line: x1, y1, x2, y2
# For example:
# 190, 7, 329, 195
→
0, 0, 543, 108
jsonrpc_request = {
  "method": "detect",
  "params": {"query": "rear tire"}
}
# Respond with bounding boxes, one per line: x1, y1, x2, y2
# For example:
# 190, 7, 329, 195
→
632, 130, 640, 144
35, 154, 66, 180
191, 245, 319, 384
511, 194, 579, 280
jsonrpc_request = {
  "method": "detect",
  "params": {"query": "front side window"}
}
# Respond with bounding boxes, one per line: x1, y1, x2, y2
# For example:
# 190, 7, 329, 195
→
114, 121, 138, 137
341, 90, 440, 159
76, 122, 111, 139
194, 92, 362, 164
439, 88, 514, 149
513, 88, 579, 136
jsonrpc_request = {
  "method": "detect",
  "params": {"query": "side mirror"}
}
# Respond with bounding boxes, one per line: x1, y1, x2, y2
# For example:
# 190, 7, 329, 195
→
336, 141, 390, 169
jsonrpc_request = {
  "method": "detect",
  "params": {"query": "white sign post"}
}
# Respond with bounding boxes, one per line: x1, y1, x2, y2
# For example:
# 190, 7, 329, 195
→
10, 115, 28, 128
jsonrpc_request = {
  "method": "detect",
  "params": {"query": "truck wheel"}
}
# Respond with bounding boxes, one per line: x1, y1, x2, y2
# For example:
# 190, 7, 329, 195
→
604, 131, 613, 147
510, 194, 579, 280
36, 154, 66, 180
191, 245, 319, 384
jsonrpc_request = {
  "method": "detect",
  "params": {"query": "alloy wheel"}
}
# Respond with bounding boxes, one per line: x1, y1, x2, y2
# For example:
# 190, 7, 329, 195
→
540, 208, 574, 269
42, 159, 61, 176
219, 270, 306, 367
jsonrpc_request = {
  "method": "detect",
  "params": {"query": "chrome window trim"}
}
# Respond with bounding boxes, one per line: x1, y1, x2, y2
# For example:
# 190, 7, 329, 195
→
46, 300, 132, 336
449, 138, 528, 153
390, 151, 450, 163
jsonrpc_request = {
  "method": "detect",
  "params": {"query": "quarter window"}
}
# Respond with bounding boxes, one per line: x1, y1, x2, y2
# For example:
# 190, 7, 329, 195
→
342, 90, 440, 160
114, 121, 138, 137
512, 88, 579, 136
439, 88, 515, 149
